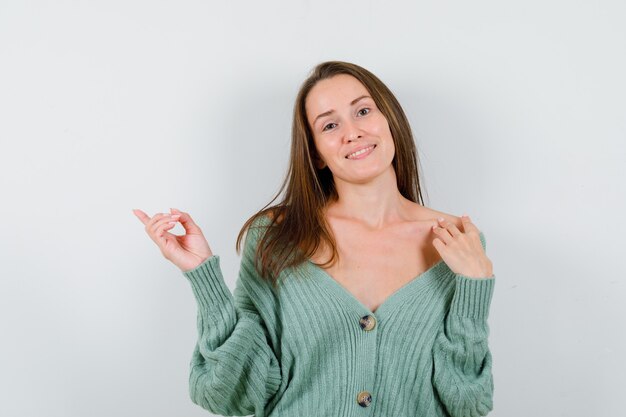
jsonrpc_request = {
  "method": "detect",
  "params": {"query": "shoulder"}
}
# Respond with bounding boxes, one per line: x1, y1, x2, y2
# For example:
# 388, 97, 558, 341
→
247, 209, 283, 229
409, 204, 464, 231
265, 209, 284, 223
247, 209, 284, 241
414, 204, 487, 249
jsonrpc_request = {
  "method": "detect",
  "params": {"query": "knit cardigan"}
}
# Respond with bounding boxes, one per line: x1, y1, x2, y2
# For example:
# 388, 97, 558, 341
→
182, 215, 496, 417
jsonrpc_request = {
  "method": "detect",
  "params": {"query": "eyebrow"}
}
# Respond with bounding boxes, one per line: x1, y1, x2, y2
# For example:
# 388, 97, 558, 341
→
313, 95, 372, 126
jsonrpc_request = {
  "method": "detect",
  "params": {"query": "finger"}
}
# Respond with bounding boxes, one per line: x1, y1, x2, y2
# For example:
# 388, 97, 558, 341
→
152, 221, 180, 253
156, 221, 177, 239
150, 214, 179, 237
431, 237, 446, 253
133, 209, 151, 226
437, 217, 462, 238
146, 214, 175, 247
461, 214, 480, 234
171, 209, 203, 235
432, 223, 453, 244
147, 213, 168, 234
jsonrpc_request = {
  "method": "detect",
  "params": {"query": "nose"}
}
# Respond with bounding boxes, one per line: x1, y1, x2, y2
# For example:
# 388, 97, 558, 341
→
344, 119, 363, 142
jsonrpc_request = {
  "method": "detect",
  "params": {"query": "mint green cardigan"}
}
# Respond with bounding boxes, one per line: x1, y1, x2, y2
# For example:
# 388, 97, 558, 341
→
182, 215, 496, 416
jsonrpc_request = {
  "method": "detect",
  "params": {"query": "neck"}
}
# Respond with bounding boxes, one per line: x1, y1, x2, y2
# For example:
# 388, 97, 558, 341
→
325, 165, 417, 230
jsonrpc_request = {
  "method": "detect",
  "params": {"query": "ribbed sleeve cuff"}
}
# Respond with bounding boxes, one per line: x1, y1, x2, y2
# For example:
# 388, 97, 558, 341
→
450, 274, 495, 319
182, 255, 234, 312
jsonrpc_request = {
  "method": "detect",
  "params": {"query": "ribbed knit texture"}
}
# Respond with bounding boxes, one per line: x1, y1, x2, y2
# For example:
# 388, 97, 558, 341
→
182, 215, 496, 417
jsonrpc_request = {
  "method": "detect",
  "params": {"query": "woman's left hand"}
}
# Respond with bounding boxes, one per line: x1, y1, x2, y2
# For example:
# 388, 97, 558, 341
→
431, 215, 494, 279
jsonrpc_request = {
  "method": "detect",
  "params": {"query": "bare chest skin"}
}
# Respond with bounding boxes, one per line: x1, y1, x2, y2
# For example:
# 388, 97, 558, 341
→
309, 213, 447, 314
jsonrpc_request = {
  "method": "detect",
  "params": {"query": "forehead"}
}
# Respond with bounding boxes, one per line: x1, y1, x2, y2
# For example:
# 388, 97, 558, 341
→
305, 74, 370, 119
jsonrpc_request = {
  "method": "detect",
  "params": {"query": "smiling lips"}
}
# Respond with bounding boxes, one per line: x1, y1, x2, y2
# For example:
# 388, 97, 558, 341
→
346, 144, 377, 160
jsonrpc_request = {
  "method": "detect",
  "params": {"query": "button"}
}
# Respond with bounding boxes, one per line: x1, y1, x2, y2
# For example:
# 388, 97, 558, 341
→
359, 314, 376, 331
357, 390, 372, 407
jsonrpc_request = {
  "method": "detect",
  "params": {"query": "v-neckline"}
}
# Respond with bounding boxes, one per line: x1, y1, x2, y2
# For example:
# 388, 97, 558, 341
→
306, 256, 448, 317
305, 230, 485, 317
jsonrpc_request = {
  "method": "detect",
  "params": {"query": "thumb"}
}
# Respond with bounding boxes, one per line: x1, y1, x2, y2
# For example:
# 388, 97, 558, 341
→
170, 208, 203, 234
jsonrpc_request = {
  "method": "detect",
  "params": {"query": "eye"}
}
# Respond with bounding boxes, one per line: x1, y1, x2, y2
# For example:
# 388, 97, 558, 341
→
358, 107, 370, 116
322, 122, 337, 131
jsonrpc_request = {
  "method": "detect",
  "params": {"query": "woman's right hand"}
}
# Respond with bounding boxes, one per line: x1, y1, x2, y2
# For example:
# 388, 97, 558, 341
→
133, 208, 214, 272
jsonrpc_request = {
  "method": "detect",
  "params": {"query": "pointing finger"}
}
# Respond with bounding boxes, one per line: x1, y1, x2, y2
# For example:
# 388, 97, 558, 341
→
133, 209, 151, 226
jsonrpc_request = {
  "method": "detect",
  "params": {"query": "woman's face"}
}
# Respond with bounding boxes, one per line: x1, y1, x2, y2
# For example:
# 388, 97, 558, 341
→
305, 74, 395, 184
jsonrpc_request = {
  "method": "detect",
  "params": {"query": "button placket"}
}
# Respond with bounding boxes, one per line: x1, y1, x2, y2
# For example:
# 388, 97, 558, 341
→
356, 313, 377, 409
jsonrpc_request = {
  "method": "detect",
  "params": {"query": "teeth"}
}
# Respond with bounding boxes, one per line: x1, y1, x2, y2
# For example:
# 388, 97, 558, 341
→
347, 145, 374, 159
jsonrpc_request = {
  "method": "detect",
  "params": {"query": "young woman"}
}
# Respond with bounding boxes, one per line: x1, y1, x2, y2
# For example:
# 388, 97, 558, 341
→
134, 61, 496, 417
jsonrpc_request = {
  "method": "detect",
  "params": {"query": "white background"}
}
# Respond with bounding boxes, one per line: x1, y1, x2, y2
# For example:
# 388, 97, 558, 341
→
1, 1, 624, 416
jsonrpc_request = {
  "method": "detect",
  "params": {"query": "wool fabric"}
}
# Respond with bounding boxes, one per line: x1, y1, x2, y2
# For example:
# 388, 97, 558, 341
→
182, 215, 496, 416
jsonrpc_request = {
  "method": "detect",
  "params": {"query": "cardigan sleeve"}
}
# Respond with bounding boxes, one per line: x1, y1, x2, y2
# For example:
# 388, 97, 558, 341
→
431, 232, 496, 417
181, 218, 282, 417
